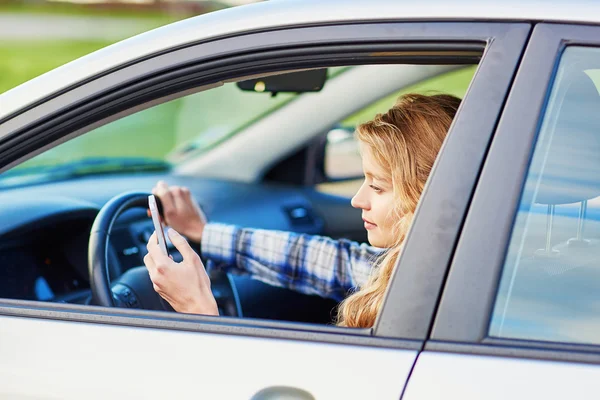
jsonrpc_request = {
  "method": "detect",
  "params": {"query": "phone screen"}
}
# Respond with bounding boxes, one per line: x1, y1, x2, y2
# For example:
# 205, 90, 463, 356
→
148, 195, 169, 256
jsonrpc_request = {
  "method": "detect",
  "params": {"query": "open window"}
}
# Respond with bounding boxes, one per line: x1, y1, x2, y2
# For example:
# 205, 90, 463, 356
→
0, 60, 480, 326
0, 20, 530, 347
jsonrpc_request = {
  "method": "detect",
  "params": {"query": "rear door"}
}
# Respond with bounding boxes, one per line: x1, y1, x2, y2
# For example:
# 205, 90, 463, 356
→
0, 21, 527, 400
405, 23, 600, 399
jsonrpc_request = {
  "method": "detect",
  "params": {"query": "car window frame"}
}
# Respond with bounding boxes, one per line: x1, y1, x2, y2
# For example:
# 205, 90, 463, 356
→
0, 21, 528, 347
374, 23, 529, 338
429, 22, 600, 364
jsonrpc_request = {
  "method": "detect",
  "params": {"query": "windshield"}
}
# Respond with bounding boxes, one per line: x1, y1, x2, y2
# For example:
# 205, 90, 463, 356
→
2, 67, 351, 188
1, 66, 356, 188
1, 79, 304, 187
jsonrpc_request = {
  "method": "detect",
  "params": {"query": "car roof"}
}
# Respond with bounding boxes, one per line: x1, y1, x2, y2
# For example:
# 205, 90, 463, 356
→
1, 0, 598, 121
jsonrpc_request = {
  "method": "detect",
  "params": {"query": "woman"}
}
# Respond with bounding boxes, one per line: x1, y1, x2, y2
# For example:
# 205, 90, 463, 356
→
144, 93, 461, 328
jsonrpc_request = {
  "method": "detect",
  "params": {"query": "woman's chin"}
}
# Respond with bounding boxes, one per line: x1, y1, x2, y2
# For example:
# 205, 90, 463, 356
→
367, 233, 385, 248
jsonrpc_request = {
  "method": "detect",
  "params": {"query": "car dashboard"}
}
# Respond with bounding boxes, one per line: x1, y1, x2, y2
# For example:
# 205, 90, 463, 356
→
0, 172, 345, 323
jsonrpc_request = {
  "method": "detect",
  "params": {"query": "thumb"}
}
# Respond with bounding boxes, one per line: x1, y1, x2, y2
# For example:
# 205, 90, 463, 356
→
167, 228, 197, 260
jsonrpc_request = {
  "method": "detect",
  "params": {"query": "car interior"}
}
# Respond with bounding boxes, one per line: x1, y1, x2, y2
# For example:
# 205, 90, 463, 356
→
0, 61, 478, 326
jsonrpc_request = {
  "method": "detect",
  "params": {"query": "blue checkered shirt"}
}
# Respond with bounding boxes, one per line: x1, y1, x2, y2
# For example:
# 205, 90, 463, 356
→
201, 223, 382, 301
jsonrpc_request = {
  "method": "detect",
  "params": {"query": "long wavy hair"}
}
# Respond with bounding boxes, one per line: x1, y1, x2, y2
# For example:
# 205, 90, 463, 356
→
336, 93, 461, 328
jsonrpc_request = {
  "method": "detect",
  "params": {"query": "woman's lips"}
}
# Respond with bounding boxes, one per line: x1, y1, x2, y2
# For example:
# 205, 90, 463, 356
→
363, 219, 377, 230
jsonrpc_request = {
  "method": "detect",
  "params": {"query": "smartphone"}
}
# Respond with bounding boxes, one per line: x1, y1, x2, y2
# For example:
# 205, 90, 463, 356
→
148, 195, 169, 256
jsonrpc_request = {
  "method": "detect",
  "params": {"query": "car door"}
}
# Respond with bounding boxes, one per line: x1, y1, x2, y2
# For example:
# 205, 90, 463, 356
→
404, 23, 600, 399
0, 14, 528, 400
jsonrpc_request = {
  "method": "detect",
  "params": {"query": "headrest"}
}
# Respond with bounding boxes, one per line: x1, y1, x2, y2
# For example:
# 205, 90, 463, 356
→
534, 72, 600, 205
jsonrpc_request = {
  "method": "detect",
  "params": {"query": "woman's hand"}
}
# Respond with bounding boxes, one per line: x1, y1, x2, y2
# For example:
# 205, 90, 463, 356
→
152, 180, 206, 243
144, 228, 218, 316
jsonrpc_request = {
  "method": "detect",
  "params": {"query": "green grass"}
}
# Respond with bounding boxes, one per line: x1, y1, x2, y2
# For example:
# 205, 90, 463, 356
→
0, 40, 113, 93
0, 2, 192, 21
0, 0, 205, 94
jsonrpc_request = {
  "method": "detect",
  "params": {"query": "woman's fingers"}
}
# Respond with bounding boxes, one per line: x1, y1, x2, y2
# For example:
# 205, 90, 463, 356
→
143, 253, 160, 284
144, 229, 217, 316
147, 229, 200, 271
167, 228, 198, 262
143, 253, 156, 270
146, 231, 171, 266
154, 180, 176, 221
172, 185, 197, 217
170, 185, 186, 213
151, 182, 202, 237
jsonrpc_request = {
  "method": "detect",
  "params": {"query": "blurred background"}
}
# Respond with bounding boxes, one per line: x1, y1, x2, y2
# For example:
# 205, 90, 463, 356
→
0, 0, 263, 94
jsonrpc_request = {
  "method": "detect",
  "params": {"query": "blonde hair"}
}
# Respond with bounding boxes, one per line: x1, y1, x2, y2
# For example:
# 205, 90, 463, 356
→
336, 93, 461, 328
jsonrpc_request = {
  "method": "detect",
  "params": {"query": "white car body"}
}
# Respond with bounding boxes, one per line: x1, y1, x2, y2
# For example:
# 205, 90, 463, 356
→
1, 1, 600, 399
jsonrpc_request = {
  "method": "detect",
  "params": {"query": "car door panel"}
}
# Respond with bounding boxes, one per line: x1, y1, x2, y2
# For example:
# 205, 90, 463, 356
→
0, 315, 414, 399
403, 352, 600, 400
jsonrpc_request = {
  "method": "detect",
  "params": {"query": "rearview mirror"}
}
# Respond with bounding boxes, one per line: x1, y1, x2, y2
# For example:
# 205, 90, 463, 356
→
236, 69, 327, 94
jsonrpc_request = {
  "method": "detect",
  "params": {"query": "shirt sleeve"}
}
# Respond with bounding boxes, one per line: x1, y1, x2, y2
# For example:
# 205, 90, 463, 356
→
200, 223, 381, 301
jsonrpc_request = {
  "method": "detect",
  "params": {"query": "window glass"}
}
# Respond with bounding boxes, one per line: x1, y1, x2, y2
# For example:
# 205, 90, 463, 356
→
0, 68, 351, 189
490, 47, 600, 344
0, 83, 296, 188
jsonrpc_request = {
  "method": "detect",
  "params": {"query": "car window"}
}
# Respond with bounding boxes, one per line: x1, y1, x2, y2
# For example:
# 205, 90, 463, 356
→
0, 83, 296, 188
319, 65, 476, 197
0, 69, 352, 189
0, 62, 476, 325
490, 46, 600, 345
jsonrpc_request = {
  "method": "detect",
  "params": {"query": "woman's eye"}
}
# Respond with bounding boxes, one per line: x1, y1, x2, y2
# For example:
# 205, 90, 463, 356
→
369, 184, 382, 193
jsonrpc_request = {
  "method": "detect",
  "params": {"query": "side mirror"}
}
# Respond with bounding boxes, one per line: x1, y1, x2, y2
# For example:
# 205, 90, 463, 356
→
237, 69, 327, 94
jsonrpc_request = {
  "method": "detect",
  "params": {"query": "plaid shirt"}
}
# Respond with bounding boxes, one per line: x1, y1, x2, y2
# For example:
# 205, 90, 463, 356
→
201, 223, 382, 301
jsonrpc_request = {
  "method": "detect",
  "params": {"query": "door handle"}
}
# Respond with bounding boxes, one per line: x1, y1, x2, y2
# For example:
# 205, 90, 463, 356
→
251, 386, 315, 400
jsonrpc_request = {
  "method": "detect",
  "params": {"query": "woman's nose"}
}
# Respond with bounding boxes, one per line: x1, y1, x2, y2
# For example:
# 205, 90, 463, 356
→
351, 186, 369, 210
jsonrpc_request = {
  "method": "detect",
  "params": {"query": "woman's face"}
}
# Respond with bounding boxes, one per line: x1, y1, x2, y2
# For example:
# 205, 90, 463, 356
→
351, 145, 397, 248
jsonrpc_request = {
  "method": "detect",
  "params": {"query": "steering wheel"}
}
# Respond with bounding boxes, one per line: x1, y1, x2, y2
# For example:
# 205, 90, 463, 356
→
88, 191, 241, 317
